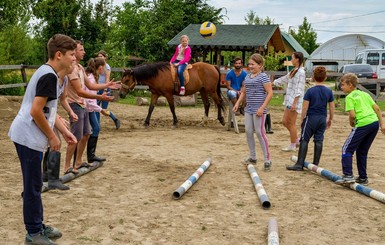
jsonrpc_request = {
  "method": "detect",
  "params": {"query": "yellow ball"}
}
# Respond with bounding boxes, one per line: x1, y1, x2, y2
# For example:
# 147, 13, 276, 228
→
199, 21, 216, 39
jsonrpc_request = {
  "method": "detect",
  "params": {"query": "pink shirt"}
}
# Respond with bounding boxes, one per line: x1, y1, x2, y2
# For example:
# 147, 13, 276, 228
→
84, 73, 102, 112
170, 44, 191, 65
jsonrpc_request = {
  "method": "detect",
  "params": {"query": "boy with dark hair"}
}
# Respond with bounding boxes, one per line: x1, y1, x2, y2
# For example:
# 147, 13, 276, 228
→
335, 73, 385, 185
9, 34, 77, 245
287, 66, 335, 170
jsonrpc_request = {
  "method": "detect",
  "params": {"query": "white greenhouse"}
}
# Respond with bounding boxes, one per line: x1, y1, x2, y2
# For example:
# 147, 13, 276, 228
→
306, 34, 385, 72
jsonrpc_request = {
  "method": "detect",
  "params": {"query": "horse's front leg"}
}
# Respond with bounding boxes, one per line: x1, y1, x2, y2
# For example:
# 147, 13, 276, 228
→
165, 95, 178, 128
144, 93, 160, 127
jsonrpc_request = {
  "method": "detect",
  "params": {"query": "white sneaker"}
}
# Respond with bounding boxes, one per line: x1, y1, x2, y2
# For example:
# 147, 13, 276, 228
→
282, 146, 296, 152
179, 87, 185, 96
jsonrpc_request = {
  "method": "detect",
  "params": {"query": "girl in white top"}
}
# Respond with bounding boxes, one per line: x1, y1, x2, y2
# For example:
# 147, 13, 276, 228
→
273, 52, 306, 152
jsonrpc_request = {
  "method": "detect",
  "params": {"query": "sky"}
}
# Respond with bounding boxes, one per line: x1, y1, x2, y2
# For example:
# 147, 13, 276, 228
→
106, 0, 385, 44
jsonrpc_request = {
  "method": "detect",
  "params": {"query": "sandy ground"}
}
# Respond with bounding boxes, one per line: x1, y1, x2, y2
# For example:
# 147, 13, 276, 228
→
1, 95, 385, 245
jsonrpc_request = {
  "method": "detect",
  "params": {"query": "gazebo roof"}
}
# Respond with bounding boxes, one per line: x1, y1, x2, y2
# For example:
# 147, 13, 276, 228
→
168, 24, 285, 51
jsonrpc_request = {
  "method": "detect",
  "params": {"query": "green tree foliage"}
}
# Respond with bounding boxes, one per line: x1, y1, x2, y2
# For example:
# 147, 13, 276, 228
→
290, 17, 319, 54
0, 0, 36, 29
244, 10, 274, 25
264, 48, 285, 71
78, 0, 116, 61
33, 0, 81, 38
111, 0, 226, 63
0, 24, 38, 65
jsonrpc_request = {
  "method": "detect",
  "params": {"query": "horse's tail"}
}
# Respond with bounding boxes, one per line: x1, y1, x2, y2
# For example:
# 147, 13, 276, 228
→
214, 65, 227, 114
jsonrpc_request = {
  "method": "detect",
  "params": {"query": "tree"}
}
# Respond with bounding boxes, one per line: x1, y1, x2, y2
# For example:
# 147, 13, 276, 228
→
290, 17, 319, 54
77, 0, 115, 60
0, 0, 36, 29
33, 0, 81, 42
244, 10, 274, 25
110, 0, 226, 63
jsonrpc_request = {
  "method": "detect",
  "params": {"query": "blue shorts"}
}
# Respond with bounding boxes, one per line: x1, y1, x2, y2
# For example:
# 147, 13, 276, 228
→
227, 90, 238, 100
300, 115, 326, 142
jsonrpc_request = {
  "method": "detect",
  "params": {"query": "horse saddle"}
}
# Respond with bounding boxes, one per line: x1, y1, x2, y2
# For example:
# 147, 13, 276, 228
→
170, 63, 192, 93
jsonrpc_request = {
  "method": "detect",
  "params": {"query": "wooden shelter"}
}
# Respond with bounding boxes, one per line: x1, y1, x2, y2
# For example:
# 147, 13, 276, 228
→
168, 24, 286, 66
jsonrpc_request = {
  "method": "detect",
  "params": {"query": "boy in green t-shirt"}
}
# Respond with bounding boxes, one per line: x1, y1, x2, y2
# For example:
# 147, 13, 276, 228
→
336, 73, 385, 185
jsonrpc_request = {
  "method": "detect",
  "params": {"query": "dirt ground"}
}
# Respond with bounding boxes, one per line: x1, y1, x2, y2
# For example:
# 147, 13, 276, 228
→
1, 95, 385, 245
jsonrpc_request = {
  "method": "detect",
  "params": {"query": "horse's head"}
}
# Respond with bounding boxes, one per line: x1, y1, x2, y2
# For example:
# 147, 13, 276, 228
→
119, 68, 136, 98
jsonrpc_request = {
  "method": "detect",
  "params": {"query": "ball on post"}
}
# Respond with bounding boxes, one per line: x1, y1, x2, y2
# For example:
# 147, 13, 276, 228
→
199, 21, 216, 39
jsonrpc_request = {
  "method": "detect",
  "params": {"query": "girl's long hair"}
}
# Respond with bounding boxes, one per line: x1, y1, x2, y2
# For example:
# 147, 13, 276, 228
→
289, 52, 304, 78
85, 57, 106, 82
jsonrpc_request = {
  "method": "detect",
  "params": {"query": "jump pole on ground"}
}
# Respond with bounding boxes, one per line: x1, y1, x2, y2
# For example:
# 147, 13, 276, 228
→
247, 164, 271, 209
172, 158, 212, 200
42, 161, 104, 192
290, 156, 385, 204
267, 218, 279, 245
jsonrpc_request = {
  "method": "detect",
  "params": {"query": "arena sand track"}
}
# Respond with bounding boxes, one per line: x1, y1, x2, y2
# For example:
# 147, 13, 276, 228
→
1, 96, 385, 245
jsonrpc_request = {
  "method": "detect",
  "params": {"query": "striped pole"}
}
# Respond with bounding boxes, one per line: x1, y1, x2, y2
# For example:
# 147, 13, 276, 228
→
42, 161, 104, 192
268, 218, 279, 245
172, 158, 212, 200
247, 164, 271, 209
290, 156, 385, 204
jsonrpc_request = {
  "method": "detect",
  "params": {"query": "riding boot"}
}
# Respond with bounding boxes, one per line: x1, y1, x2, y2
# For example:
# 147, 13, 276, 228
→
87, 136, 106, 163
287, 140, 308, 171
313, 141, 323, 166
109, 112, 120, 129
42, 149, 49, 182
48, 151, 70, 190
265, 113, 273, 134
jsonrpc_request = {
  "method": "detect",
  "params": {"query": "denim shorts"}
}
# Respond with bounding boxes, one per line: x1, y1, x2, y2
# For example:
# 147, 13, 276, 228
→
227, 90, 238, 100
69, 103, 92, 140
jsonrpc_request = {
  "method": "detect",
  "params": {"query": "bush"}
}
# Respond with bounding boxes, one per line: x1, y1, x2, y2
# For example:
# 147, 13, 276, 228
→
0, 71, 25, 95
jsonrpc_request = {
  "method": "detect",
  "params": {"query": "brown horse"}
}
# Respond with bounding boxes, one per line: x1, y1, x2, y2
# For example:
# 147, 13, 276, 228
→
119, 61, 226, 127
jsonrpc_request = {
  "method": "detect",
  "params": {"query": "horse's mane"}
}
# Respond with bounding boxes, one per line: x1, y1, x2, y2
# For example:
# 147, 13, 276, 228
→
132, 62, 170, 82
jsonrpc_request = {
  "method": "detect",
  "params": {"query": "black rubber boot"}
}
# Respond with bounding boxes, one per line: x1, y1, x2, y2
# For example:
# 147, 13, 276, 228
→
87, 136, 106, 163
48, 151, 70, 190
265, 113, 273, 134
287, 140, 308, 171
42, 149, 49, 182
313, 141, 323, 166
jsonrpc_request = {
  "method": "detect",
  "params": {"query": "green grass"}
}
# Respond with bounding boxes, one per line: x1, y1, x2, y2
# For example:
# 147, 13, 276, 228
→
269, 94, 284, 107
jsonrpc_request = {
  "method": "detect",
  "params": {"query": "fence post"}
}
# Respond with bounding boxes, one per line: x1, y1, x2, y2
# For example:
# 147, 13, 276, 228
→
21, 64, 28, 87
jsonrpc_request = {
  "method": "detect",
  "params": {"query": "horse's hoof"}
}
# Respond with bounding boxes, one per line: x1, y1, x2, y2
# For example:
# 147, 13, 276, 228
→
143, 123, 149, 128
219, 117, 226, 126
172, 124, 178, 129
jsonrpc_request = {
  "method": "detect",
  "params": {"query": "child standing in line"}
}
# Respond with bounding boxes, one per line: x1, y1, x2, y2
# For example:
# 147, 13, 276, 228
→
233, 53, 273, 171
335, 73, 385, 185
273, 52, 306, 152
85, 57, 108, 164
8, 34, 77, 245
96, 50, 121, 129
286, 66, 335, 171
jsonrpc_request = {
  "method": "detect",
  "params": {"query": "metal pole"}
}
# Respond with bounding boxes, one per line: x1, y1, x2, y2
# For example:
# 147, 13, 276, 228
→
247, 164, 271, 209
290, 156, 385, 204
42, 161, 104, 192
268, 218, 279, 245
173, 158, 212, 200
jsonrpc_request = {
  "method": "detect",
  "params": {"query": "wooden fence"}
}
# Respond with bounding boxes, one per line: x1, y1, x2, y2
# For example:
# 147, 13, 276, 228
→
1, 65, 385, 100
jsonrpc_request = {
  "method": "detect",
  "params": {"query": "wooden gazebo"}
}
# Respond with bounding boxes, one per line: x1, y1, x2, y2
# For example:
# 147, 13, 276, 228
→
168, 24, 286, 66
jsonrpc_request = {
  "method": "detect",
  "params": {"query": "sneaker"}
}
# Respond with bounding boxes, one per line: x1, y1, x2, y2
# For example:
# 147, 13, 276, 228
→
114, 118, 121, 129
25, 232, 57, 245
355, 177, 369, 186
282, 146, 296, 152
42, 225, 62, 240
264, 161, 272, 171
244, 157, 257, 165
335, 175, 355, 185
179, 87, 185, 96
